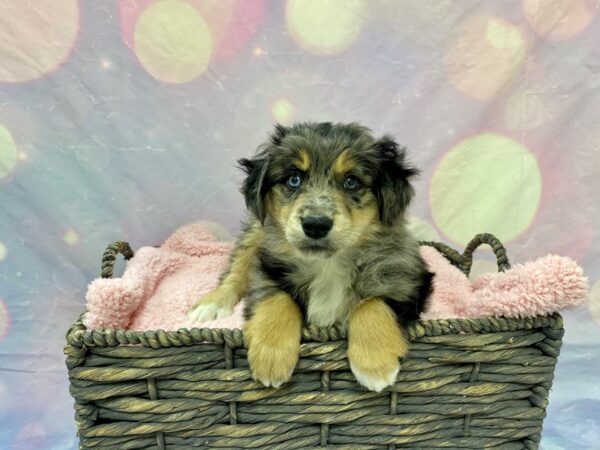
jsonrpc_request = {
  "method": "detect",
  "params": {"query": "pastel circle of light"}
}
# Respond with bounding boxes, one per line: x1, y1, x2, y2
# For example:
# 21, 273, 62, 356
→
407, 216, 440, 242
0, 124, 18, 181
430, 133, 542, 246
134, 0, 213, 83
286, 0, 366, 55
120, 0, 265, 63
0, 0, 79, 83
0, 299, 9, 340
444, 16, 526, 101
63, 229, 80, 247
523, 0, 598, 41
0, 242, 6, 262
271, 98, 296, 124
589, 279, 600, 325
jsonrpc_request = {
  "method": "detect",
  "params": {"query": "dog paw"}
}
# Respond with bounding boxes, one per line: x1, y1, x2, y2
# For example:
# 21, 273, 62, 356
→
187, 302, 233, 322
347, 299, 408, 392
248, 344, 299, 388
187, 287, 237, 322
350, 360, 400, 392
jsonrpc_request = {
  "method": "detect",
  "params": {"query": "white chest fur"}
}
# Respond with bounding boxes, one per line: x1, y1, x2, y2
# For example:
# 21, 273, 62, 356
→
306, 256, 353, 327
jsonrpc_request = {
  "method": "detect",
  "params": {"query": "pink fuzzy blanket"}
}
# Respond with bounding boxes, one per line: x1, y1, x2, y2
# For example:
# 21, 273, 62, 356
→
83, 222, 588, 331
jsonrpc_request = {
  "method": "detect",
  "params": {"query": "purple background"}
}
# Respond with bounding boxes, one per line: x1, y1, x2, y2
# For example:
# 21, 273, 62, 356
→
0, 1, 599, 448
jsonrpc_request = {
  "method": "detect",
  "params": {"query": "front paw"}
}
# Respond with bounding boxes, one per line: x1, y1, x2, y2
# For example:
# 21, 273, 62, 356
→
187, 286, 237, 322
248, 343, 299, 388
349, 355, 400, 392
244, 292, 303, 388
347, 298, 409, 392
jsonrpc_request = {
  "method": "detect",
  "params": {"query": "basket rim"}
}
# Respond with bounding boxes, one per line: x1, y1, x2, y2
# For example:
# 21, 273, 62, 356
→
66, 312, 563, 350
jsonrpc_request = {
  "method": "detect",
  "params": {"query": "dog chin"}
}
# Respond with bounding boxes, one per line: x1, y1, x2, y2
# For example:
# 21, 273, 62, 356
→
296, 241, 336, 257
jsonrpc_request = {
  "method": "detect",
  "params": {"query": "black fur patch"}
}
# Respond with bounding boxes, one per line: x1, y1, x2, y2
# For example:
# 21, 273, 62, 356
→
384, 270, 434, 326
270, 124, 290, 145
238, 157, 270, 223
258, 249, 309, 316
373, 136, 420, 225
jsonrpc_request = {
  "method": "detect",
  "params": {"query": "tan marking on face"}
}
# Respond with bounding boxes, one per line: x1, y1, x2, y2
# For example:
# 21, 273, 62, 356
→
294, 149, 310, 171
348, 297, 408, 391
266, 187, 305, 253
265, 190, 281, 221
350, 196, 381, 244
330, 189, 380, 247
279, 193, 298, 224
280, 192, 303, 228
244, 292, 302, 387
269, 159, 380, 252
332, 149, 357, 176
267, 187, 302, 227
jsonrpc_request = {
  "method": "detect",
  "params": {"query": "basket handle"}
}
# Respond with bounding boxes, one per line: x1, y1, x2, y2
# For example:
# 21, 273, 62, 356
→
99, 234, 508, 278
101, 241, 134, 278
421, 233, 510, 275
461, 233, 510, 274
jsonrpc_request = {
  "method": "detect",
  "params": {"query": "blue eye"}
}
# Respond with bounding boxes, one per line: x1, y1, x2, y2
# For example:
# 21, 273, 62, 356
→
344, 175, 359, 190
287, 174, 302, 189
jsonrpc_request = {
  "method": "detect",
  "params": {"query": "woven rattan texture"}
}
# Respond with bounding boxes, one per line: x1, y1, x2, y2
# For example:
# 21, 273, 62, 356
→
65, 234, 563, 449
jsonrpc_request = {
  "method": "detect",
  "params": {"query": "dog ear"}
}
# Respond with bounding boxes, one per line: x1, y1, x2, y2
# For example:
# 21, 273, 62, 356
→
373, 135, 419, 225
238, 125, 289, 223
238, 157, 270, 223
270, 124, 290, 145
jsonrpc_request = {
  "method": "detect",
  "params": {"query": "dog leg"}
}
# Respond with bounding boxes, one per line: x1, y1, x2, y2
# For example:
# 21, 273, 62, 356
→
244, 292, 302, 388
348, 298, 408, 392
188, 223, 263, 322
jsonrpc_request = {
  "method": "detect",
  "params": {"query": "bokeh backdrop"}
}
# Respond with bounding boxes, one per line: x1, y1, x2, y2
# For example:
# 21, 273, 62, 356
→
1, 0, 599, 448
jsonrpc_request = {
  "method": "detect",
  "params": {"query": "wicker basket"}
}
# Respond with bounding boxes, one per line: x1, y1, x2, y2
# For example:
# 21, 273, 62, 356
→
65, 233, 564, 449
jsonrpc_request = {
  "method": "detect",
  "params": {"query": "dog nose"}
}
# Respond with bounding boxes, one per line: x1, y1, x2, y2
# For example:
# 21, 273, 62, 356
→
301, 216, 333, 239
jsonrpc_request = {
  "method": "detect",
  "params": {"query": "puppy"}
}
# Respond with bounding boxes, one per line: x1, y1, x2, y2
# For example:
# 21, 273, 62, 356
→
189, 122, 433, 392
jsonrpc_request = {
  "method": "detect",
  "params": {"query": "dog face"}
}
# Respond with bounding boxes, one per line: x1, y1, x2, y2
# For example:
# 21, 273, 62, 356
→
239, 122, 418, 256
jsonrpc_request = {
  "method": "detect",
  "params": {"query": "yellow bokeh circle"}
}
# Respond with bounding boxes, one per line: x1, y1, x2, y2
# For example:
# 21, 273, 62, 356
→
286, 0, 366, 55
445, 16, 526, 101
134, 0, 213, 84
430, 133, 542, 245
271, 98, 296, 124
406, 216, 440, 242
485, 18, 524, 49
0, 0, 79, 83
0, 242, 6, 262
0, 124, 18, 181
63, 229, 80, 247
